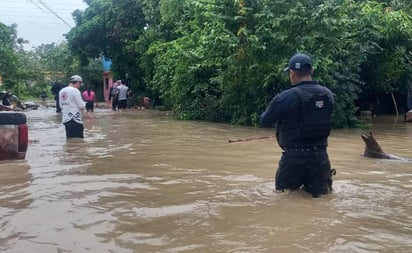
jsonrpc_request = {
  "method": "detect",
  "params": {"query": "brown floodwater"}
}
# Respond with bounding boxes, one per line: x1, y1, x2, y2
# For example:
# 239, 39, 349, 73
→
0, 106, 411, 253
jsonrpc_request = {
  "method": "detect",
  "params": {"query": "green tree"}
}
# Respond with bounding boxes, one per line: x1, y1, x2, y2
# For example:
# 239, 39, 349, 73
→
67, 0, 147, 94
66, 0, 412, 128
358, 1, 412, 101
0, 23, 21, 91
0, 23, 41, 97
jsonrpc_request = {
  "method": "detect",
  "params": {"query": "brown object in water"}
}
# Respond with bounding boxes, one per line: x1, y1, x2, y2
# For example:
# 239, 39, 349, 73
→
361, 132, 392, 159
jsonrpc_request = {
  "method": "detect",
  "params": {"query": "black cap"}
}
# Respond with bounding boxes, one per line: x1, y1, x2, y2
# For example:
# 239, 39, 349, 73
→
284, 53, 313, 72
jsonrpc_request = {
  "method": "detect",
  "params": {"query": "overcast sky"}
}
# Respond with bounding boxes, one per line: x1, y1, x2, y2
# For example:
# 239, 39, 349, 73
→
0, 0, 88, 50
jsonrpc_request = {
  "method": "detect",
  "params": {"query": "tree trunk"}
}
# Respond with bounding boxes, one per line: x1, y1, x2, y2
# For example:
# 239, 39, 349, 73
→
391, 92, 399, 116
361, 132, 392, 159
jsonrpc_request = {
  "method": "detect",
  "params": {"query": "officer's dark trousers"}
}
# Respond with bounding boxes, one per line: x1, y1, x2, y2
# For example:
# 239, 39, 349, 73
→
275, 148, 332, 197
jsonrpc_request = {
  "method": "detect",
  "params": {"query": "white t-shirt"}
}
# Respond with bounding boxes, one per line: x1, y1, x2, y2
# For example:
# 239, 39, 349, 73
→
59, 86, 86, 124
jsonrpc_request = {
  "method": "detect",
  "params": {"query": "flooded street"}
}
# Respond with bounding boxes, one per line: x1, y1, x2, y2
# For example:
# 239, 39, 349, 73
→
1, 106, 411, 253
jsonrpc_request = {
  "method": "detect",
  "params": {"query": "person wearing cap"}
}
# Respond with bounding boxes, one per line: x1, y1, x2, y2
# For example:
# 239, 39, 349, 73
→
59, 75, 87, 138
260, 53, 335, 197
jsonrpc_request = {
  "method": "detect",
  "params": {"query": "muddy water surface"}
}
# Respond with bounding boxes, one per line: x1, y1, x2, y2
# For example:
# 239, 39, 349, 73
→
0, 107, 411, 253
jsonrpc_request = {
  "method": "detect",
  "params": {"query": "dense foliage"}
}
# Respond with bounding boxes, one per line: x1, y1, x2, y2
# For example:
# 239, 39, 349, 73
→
0, 23, 39, 97
65, 0, 412, 128
0, 23, 103, 100
2, 0, 412, 128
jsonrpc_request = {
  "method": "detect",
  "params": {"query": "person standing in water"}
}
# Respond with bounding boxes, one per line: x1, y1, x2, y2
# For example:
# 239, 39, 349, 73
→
59, 75, 86, 138
82, 86, 96, 112
260, 53, 335, 197
109, 80, 119, 111
117, 80, 129, 112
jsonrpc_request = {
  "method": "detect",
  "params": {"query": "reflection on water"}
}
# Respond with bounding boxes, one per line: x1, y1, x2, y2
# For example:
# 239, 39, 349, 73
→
0, 107, 411, 252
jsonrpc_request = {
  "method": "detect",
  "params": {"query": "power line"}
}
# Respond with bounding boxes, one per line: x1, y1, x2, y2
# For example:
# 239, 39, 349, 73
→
29, 0, 48, 14
0, 1, 77, 28
32, 0, 71, 28
0, 7, 78, 11
0, 0, 87, 48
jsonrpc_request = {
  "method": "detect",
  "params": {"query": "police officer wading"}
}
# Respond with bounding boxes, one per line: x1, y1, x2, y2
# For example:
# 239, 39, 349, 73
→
260, 53, 335, 197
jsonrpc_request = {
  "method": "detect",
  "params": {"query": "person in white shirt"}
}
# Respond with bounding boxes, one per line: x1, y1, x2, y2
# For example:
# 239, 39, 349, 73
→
59, 75, 87, 138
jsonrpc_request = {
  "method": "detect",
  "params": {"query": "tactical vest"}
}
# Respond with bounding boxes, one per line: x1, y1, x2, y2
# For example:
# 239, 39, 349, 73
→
278, 83, 334, 148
